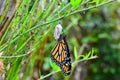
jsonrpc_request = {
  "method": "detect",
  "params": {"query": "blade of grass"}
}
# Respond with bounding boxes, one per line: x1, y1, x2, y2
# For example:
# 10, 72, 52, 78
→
0, 0, 10, 23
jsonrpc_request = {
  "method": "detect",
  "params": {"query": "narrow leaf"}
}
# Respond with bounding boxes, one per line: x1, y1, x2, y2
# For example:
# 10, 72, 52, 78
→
74, 46, 79, 60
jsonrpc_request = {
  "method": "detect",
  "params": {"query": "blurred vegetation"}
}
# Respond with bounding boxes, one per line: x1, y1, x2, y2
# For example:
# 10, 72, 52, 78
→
0, 0, 119, 80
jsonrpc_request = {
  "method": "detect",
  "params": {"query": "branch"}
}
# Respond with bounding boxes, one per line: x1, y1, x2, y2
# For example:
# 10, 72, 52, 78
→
39, 55, 98, 80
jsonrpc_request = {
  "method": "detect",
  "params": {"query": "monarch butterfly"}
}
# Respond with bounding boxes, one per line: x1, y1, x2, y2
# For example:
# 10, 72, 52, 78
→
51, 34, 71, 75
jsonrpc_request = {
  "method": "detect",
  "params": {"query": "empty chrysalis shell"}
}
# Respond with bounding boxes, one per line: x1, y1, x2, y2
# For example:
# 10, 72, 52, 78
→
53, 24, 63, 40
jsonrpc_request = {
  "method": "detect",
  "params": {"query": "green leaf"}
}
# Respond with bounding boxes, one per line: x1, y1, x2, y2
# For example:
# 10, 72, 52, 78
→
70, 0, 82, 7
96, 0, 100, 5
74, 46, 79, 60
90, 48, 94, 57
98, 33, 110, 39
85, 50, 91, 59
49, 58, 60, 70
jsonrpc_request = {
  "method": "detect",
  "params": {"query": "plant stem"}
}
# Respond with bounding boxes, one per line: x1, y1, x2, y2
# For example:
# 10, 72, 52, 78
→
39, 55, 98, 80
0, 48, 35, 58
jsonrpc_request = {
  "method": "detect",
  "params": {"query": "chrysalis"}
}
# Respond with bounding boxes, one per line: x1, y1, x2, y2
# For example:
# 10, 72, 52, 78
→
53, 24, 63, 40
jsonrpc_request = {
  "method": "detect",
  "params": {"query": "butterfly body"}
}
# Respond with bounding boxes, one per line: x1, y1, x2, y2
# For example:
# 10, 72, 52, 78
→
51, 35, 71, 75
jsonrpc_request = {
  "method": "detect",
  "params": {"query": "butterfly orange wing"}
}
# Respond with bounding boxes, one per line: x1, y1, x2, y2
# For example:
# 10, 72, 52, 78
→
51, 35, 71, 75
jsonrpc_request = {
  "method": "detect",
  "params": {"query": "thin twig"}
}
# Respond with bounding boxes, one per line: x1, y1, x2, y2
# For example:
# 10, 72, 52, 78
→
49, 0, 90, 20
0, 48, 35, 58
66, 0, 115, 17
73, 55, 98, 65
40, 70, 60, 80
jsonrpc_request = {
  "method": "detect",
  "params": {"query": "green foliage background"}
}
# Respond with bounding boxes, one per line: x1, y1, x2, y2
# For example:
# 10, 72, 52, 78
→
0, 0, 120, 80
